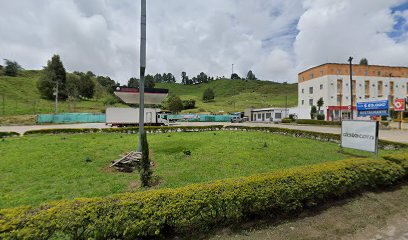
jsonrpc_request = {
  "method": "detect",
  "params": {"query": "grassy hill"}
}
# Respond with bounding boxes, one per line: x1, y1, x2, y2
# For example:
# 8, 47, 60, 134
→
0, 70, 297, 124
157, 79, 297, 113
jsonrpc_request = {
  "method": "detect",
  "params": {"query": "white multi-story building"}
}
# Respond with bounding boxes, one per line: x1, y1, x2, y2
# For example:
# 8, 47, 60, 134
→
297, 63, 408, 120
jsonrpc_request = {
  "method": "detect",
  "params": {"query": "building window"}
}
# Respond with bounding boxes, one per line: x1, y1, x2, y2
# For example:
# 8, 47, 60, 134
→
365, 80, 370, 96
337, 95, 342, 105
378, 81, 383, 96
364, 71, 368, 76
309, 87, 313, 94
258, 114, 261, 119
310, 74, 314, 79
301, 88, 304, 94
309, 99, 313, 106
377, 71, 381, 76
337, 79, 343, 94
275, 113, 282, 119
390, 81, 394, 95
320, 84, 323, 90
302, 100, 304, 105
266, 113, 271, 119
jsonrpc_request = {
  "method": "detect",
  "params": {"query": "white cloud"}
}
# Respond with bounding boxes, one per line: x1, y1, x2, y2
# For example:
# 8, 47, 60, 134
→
0, 0, 407, 84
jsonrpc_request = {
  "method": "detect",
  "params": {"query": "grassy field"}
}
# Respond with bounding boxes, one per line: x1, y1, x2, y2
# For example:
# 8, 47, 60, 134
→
0, 70, 297, 122
0, 131, 396, 209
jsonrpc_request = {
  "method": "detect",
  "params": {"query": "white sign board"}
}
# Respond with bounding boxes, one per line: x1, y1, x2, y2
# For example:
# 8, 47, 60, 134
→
341, 120, 379, 153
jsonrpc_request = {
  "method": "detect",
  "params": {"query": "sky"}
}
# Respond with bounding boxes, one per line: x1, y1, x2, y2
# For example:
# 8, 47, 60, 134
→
0, 0, 407, 84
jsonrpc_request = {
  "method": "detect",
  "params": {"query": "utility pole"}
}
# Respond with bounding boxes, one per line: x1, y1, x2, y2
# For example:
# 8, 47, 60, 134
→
348, 56, 353, 120
232, 64, 234, 77
138, 0, 146, 152
54, 81, 59, 114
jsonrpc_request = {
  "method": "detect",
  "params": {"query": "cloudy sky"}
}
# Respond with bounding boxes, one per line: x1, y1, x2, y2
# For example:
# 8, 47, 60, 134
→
1, 0, 407, 83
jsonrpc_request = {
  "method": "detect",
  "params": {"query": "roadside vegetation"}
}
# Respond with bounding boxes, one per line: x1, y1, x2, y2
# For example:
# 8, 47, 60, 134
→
0, 131, 385, 209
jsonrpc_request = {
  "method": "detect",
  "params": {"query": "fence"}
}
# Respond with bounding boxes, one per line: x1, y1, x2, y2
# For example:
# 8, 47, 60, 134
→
37, 113, 106, 124
167, 114, 237, 122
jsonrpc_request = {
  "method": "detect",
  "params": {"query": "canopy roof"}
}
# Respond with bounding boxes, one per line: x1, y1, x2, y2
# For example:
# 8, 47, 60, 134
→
114, 87, 169, 104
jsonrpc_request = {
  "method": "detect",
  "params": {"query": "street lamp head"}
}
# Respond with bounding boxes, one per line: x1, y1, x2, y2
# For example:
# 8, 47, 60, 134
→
348, 56, 353, 63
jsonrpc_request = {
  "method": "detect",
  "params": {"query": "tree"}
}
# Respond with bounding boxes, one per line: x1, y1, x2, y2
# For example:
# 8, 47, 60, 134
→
37, 55, 67, 100
167, 95, 184, 113
231, 73, 241, 80
181, 72, 188, 85
3, 59, 22, 77
145, 74, 155, 88
182, 99, 196, 110
310, 106, 317, 120
96, 76, 118, 94
359, 58, 368, 65
246, 70, 257, 80
128, 77, 139, 88
139, 131, 152, 187
202, 88, 215, 102
65, 74, 81, 98
317, 97, 324, 112
78, 73, 95, 98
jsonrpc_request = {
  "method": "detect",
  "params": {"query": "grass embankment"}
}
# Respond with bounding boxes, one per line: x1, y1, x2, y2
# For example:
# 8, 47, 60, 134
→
0, 70, 297, 125
0, 131, 381, 209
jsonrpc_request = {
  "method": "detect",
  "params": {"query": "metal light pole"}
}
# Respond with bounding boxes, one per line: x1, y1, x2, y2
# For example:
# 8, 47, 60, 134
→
348, 56, 353, 120
232, 64, 234, 77
138, 0, 146, 152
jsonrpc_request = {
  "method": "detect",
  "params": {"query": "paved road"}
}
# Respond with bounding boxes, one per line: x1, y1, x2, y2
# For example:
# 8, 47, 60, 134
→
1, 122, 408, 144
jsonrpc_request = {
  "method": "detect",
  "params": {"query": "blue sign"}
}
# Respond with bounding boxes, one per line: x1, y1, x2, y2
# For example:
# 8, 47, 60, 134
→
357, 100, 389, 117
357, 100, 389, 111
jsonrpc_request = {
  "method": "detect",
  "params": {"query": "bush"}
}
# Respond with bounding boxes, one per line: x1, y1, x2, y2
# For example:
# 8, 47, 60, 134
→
182, 99, 196, 110
0, 158, 404, 239
281, 118, 292, 123
202, 88, 215, 102
296, 119, 341, 126
383, 152, 408, 173
316, 114, 325, 120
0, 132, 19, 138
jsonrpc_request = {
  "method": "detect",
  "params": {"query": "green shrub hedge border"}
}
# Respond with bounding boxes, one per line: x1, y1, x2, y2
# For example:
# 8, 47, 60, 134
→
295, 119, 342, 126
23, 125, 408, 150
0, 132, 19, 138
0, 157, 406, 239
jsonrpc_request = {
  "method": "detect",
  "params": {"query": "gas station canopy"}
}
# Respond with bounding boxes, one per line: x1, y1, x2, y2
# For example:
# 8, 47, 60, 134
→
114, 87, 169, 105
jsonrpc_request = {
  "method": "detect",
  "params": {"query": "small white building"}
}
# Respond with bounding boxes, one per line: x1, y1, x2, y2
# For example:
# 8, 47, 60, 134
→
245, 108, 289, 122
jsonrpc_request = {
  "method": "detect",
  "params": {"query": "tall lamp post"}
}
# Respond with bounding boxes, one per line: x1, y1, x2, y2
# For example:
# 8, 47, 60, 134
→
348, 57, 353, 120
138, 0, 146, 152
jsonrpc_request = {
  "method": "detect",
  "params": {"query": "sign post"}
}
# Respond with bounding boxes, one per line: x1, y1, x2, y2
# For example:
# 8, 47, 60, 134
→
394, 98, 406, 130
341, 120, 379, 154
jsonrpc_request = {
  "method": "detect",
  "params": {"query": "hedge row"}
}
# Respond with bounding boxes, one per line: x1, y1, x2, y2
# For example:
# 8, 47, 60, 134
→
24, 125, 224, 135
224, 126, 408, 150
295, 119, 342, 126
383, 152, 408, 173
0, 132, 19, 138
0, 158, 404, 239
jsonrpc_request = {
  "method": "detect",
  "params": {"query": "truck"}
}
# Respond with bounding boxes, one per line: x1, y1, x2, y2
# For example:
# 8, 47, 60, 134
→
105, 107, 171, 127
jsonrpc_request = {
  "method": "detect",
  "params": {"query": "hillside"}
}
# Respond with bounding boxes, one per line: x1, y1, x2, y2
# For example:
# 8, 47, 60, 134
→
0, 70, 298, 121
159, 80, 297, 113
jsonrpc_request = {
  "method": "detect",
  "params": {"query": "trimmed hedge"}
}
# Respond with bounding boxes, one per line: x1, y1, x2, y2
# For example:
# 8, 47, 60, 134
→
24, 125, 224, 135
224, 126, 408, 150
281, 118, 292, 123
383, 152, 408, 173
0, 158, 405, 239
0, 132, 19, 138
296, 119, 341, 126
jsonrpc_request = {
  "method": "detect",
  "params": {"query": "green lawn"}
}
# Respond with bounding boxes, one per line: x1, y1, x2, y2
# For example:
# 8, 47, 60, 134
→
0, 131, 386, 209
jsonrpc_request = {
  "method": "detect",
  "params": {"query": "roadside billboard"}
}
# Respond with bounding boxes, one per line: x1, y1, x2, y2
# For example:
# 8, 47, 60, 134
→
341, 120, 379, 153
357, 100, 389, 117
394, 98, 406, 112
